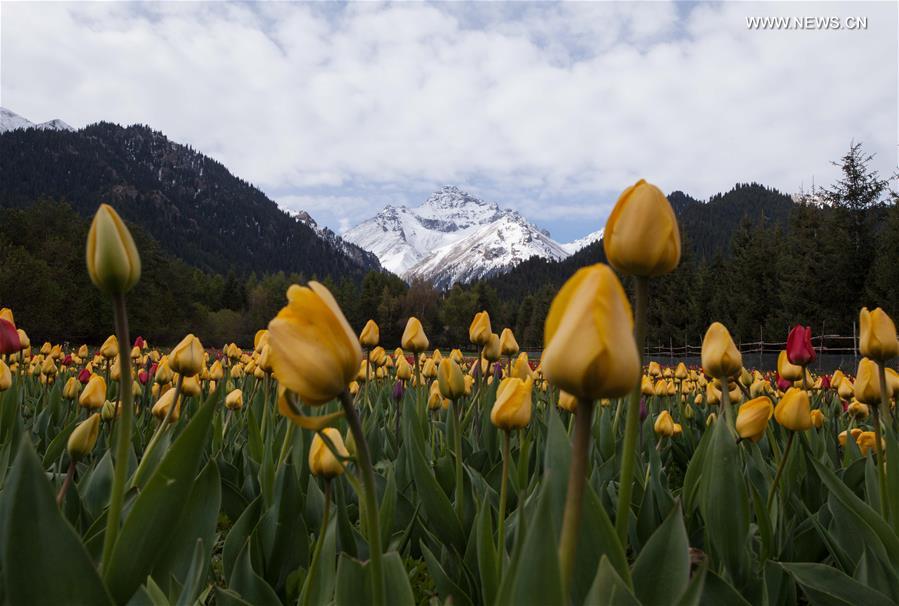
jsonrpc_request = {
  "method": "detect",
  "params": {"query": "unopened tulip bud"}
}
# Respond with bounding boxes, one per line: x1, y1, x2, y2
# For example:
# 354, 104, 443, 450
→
169, 334, 204, 377
67, 414, 101, 460
491, 377, 533, 429
86, 203, 141, 294
79, 375, 106, 409
701, 323, 742, 379
653, 410, 675, 437
853, 358, 883, 406
359, 319, 380, 348
225, 388, 244, 410
859, 307, 898, 362
603, 179, 681, 277
309, 428, 349, 478
558, 390, 578, 412
735, 396, 773, 442
786, 325, 816, 366
810, 409, 824, 428
437, 358, 466, 401
63, 376, 81, 400
469, 311, 492, 346
402, 317, 429, 353
777, 350, 803, 382
499, 328, 519, 356
774, 387, 812, 431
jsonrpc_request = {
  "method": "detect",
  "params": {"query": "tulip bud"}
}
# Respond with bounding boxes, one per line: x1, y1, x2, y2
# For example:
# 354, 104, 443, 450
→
152, 388, 181, 422
0, 360, 11, 391
653, 410, 675, 437
268, 282, 362, 405
169, 334, 204, 377
181, 374, 202, 398
100, 335, 118, 359
810, 408, 824, 428
499, 328, 519, 356
774, 387, 812, 431
490, 377, 533, 430
67, 414, 101, 460
0, 318, 21, 355
603, 179, 681, 277
853, 358, 883, 406
469, 311, 492, 346
395, 355, 412, 381
735, 396, 773, 442
309, 428, 349, 478
86, 203, 141, 294
482, 333, 501, 363
847, 400, 869, 419
79, 374, 107, 409
859, 307, 898, 362
511, 352, 533, 381
838, 427, 863, 446
427, 381, 446, 410
675, 362, 688, 380
437, 358, 466, 401
786, 325, 816, 366
558, 390, 578, 412
542, 264, 640, 400
701, 322, 742, 379
777, 350, 803, 382
225, 388, 244, 410
856, 431, 884, 457
63, 376, 81, 400
359, 319, 380, 348
402, 317, 429, 353
101, 400, 121, 421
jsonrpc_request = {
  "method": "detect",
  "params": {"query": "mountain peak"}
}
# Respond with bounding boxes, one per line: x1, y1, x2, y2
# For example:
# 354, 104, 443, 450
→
0, 107, 74, 133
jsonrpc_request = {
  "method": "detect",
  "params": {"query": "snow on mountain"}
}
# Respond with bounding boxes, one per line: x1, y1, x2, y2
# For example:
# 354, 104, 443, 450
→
289, 210, 382, 270
561, 228, 604, 254
0, 107, 74, 133
343, 185, 571, 286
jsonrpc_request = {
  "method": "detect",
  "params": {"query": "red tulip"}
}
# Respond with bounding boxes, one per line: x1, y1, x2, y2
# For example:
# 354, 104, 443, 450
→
133, 336, 145, 349
77, 368, 92, 384
62, 354, 73, 366
786, 325, 816, 366
0, 319, 21, 355
820, 375, 831, 390
138, 370, 149, 385
775, 373, 792, 392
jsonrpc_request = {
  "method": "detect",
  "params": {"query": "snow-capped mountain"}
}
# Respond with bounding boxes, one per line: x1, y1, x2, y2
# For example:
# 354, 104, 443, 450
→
343, 186, 571, 286
289, 210, 381, 270
561, 228, 604, 254
0, 107, 74, 133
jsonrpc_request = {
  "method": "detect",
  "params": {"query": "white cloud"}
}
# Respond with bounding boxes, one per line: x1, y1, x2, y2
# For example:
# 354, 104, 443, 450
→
1, 1, 895, 241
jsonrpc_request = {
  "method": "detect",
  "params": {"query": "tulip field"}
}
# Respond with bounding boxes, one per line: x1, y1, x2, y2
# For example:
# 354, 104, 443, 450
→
1, 189, 898, 606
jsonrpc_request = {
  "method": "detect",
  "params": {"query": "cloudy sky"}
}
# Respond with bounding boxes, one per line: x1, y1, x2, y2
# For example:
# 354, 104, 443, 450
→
2, 1, 896, 242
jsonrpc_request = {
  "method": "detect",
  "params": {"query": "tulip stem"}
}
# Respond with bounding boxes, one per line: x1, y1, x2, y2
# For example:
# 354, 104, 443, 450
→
874, 362, 890, 523
339, 390, 384, 606
301, 479, 331, 606
101, 293, 134, 574
56, 459, 76, 508
559, 398, 595, 601
452, 399, 464, 521
497, 428, 510, 573
614, 275, 648, 544
767, 430, 794, 512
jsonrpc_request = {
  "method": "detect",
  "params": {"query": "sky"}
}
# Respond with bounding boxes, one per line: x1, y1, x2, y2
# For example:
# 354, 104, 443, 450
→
1, 1, 896, 243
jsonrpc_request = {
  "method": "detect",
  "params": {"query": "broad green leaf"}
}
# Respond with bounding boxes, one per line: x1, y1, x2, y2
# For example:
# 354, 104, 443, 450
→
504, 482, 563, 606
230, 543, 282, 606
2, 437, 113, 605
334, 551, 414, 606
780, 562, 894, 606
421, 542, 474, 606
583, 556, 641, 606
174, 540, 206, 606
631, 503, 690, 606
699, 568, 751, 606
223, 496, 263, 584
298, 517, 337, 606
475, 499, 499, 606
104, 394, 215, 604
571, 484, 631, 605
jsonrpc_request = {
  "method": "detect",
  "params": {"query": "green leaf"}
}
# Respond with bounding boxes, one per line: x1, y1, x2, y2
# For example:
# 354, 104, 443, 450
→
583, 556, 641, 606
2, 437, 113, 605
174, 540, 207, 606
104, 393, 216, 604
379, 463, 397, 547
298, 517, 337, 606
631, 503, 690, 606
223, 496, 263, 584
571, 484, 631, 604
780, 562, 894, 606
476, 499, 500, 606
682, 423, 711, 514
214, 587, 254, 606
504, 481, 563, 606
230, 542, 282, 606
334, 552, 414, 606
699, 568, 751, 606
676, 567, 706, 606
421, 542, 474, 606
806, 449, 899, 565
699, 417, 749, 584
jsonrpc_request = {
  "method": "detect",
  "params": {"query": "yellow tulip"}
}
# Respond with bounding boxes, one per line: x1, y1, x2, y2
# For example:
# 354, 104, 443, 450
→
86, 204, 141, 294
402, 317, 429, 352
309, 428, 349, 478
886, 368, 899, 398
558, 390, 578, 412
674, 362, 688, 380
542, 264, 640, 400
774, 387, 812, 431
63, 376, 81, 400
254, 329, 269, 352
100, 335, 118, 359
837, 378, 854, 400
427, 381, 446, 410
491, 377, 533, 430
370, 346, 387, 367
499, 328, 519, 356
701, 322, 742, 379
268, 282, 362, 405
152, 388, 180, 422
641, 375, 654, 396
209, 360, 224, 381
511, 352, 533, 381
859, 307, 898, 361
847, 400, 869, 419
0, 360, 11, 391
360, 319, 380, 348
437, 358, 466, 400
482, 333, 501, 363
67, 414, 101, 460
469, 311, 492, 346
735, 396, 773, 442
653, 410, 675, 437
395, 355, 413, 381
101, 400, 121, 421
853, 358, 883, 406
17, 329, 30, 351
170, 334, 204, 377
856, 431, 884, 457
79, 375, 106, 409
603, 179, 681, 277
838, 427, 863, 446
648, 361, 662, 377
672, 423, 683, 436
830, 369, 845, 388
225, 388, 244, 410
810, 409, 824, 428
181, 375, 202, 398
777, 350, 803, 382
